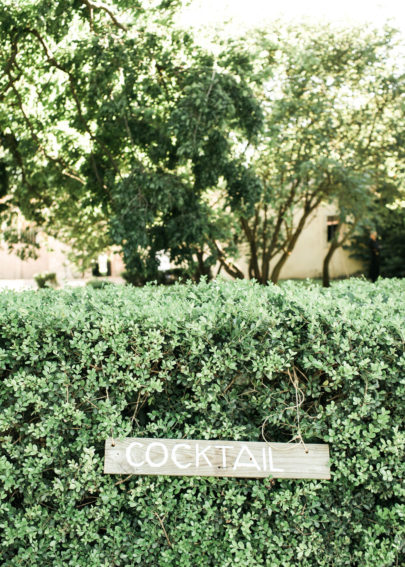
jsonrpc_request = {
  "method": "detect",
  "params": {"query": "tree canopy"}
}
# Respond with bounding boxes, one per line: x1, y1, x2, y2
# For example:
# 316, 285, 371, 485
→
211, 24, 405, 283
0, 0, 261, 278
1, 3, 404, 283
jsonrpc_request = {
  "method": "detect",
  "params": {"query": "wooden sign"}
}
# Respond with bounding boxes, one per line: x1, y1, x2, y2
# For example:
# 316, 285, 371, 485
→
104, 438, 330, 479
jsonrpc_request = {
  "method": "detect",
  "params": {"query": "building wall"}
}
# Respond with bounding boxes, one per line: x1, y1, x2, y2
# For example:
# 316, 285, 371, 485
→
0, 203, 364, 282
278, 203, 362, 280
0, 232, 125, 282
0, 235, 71, 280
233, 202, 363, 280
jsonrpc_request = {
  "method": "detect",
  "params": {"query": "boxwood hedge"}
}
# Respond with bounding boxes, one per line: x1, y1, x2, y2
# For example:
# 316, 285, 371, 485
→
0, 279, 404, 566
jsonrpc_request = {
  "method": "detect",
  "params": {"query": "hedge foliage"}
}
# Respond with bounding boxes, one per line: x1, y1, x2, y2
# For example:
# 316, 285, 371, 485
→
0, 279, 404, 566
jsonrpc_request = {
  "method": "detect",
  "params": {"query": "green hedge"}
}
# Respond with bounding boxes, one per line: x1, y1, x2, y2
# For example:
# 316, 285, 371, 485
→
0, 280, 404, 566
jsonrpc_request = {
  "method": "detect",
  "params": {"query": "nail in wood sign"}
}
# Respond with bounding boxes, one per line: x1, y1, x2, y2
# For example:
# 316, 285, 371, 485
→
104, 438, 330, 479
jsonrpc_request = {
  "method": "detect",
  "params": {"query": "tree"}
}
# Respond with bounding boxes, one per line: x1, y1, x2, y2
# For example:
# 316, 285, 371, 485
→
321, 177, 402, 287
378, 203, 405, 278
349, 191, 405, 280
2, 10, 403, 285
320, 47, 405, 286
0, 0, 261, 278
211, 24, 405, 284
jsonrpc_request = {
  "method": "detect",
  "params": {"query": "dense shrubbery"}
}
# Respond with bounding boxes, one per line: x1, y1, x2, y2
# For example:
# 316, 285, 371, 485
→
0, 280, 404, 566
33, 272, 58, 289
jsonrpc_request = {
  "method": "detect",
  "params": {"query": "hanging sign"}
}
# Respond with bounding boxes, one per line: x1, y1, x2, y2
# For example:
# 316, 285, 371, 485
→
104, 438, 330, 479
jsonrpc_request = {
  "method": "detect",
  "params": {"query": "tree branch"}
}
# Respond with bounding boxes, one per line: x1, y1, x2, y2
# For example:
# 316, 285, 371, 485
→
270, 193, 323, 284
240, 217, 261, 280
6, 70, 86, 186
80, 0, 128, 31
1, 132, 37, 194
261, 176, 301, 280
213, 240, 245, 279
322, 221, 357, 287
154, 513, 173, 548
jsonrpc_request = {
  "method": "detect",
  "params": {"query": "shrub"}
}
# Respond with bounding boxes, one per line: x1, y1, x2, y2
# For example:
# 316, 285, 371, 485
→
0, 280, 404, 566
33, 272, 58, 289
85, 279, 116, 289
122, 267, 189, 287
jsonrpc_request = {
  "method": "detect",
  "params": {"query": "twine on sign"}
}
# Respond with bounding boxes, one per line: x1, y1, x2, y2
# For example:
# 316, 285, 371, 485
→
261, 366, 309, 453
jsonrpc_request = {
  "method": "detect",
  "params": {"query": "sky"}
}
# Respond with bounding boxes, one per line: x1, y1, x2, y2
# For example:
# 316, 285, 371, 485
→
177, 0, 405, 34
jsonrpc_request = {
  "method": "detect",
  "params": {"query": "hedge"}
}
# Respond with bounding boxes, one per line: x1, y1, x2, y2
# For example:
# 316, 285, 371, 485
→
0, 279, 404, 566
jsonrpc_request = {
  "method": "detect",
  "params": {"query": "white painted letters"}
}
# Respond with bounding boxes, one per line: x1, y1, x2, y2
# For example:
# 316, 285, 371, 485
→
145, 442, 169, 467
215, 445, 233, 468
196, 444, 213, 467
171, 443, 192, 469
233, 445, 260, 471
126, 442, 145, 468
268, 447, 284, 472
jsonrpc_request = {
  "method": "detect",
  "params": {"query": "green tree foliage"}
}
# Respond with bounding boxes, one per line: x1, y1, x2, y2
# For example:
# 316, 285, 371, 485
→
2, 8, 404, 283
213, 24, 405, 284
378, 204, 405, 277
0, 0, 261, 277
350, 200, 405, 279
0, 280, 404, 565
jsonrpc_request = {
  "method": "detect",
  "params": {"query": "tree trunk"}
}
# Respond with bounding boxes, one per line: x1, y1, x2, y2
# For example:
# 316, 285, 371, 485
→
322, 223, 356, 287
240, 218, 261, 281
322, 241, 338, 287
262, 186, 300, 282
195, 250, 212, 282
270, 205, 314, 284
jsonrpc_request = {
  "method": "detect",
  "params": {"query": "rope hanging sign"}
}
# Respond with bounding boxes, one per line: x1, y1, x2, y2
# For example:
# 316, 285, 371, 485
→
104, 438, 330, 479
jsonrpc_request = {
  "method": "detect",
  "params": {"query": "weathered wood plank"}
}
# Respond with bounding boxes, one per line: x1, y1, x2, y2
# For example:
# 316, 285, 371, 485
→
104, 438, 330, 479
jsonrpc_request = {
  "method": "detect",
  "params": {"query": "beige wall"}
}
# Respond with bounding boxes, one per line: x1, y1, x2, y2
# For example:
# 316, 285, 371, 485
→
278, 203, 362, 280
231, 202, 363, 280
0, 203, 363, 282
0, 231, 125, 282
0, 234, 73, 280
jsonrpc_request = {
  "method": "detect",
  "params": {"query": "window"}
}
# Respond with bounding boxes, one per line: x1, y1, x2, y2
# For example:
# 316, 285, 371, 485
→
327, 215, 339, 242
